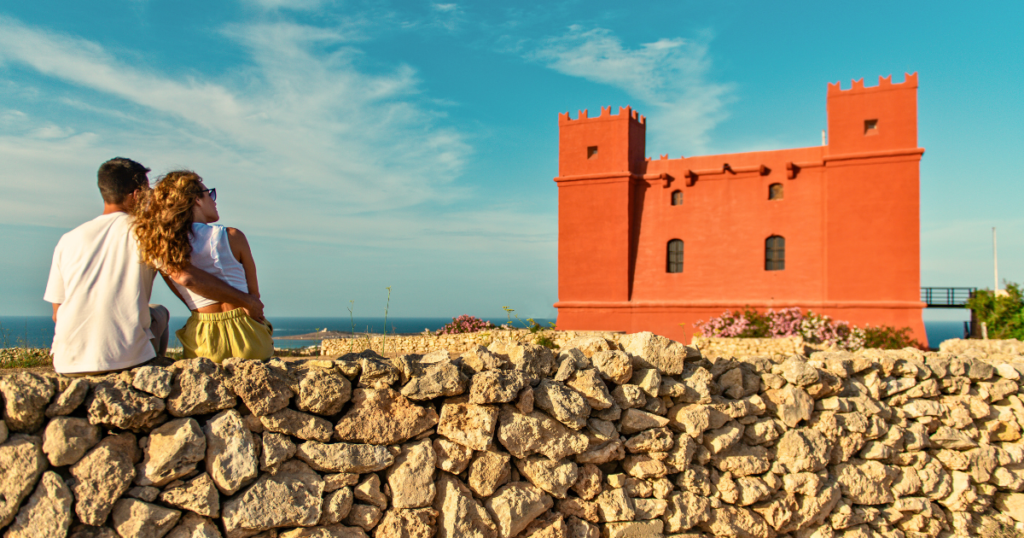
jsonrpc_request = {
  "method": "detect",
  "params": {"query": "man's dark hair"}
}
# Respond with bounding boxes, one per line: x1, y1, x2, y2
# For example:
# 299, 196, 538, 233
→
98, 157, 150, 204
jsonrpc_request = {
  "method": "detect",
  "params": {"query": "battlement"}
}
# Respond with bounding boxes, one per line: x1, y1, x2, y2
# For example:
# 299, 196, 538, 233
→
558, 105, 646, 125
827, 72, 918, 96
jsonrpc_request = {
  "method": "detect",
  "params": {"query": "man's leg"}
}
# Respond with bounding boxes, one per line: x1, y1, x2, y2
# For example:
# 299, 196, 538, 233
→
149, 304, 170, 358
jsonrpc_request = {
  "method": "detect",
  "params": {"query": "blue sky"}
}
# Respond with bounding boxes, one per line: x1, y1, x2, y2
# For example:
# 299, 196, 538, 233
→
0, 0, 1021, 323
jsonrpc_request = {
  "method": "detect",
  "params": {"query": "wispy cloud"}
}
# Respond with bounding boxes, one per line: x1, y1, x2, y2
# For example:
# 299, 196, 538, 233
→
529, 26, 732, 155
0, 15, 475, 232
242, 0, 327, 11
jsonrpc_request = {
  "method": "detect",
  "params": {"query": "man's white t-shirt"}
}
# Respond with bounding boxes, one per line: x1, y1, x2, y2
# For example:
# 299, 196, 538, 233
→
44, 212, 158, 373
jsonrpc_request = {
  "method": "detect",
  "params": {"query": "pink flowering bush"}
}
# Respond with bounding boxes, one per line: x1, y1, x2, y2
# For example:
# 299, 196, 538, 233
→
436, 315, 496, 335
695, 307, 866, 350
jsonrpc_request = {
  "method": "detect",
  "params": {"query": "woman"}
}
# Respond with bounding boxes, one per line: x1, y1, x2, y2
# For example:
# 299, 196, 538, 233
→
133, 170, 273, 362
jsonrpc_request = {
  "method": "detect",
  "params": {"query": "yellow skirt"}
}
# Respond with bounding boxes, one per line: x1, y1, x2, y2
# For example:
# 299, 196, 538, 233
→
176, 309, 274, 363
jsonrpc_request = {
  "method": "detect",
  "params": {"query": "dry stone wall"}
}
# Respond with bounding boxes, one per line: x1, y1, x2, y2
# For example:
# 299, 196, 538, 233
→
3, 333, 1024, 538
320, 330, 623, 357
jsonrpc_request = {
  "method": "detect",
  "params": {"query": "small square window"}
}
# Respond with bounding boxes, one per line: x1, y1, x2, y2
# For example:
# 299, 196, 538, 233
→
587, 146, 598, 159
864, 119, 878, 135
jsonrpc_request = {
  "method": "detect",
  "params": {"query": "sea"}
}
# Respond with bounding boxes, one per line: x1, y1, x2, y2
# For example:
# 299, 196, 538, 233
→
0, 316, 969, 351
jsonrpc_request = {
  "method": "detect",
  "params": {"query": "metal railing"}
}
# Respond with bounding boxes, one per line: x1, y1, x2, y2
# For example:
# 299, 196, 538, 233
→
921, 287, 976, 308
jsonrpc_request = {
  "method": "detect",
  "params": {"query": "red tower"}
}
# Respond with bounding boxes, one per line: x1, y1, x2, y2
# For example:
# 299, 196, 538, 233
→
554, 74, 927, 346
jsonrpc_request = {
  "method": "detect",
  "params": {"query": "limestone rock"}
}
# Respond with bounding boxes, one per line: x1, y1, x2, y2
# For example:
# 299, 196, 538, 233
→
930, 426, 977, 450
160, 473, 221, 518
469, 447, 512, 498
590, 351, 632, 385
506, 344, 557, 383
358, 356, 400, 389
624, 428, 673, 454
334, 389, 438, 445
618, 331, 698, 376
354, 474, 387, 510
222, 460, 325, 536
619, 409, 670, 435
320, 487, 354, 525
564, 369, 614, 410
261, 408, 334, 442
623, 454, 668, 479
433, 437, 473, 474
374, 508, 437, 538
763, 385, 814, 428
133, 366, 175, 398
261, 431, 298, 471
575, 439, 624, 465
515, 456, 578, 498
325, 473, 360, 492
595, 488, 635, 523
571, 463, 603, 500
43, 416, 101, 466
46, 378, 90, 417
780, 357, 820, 387
297, 367, 352, 416
630, 369, 662, 399
87, 377, 165, 431
401, 361, 468, 401
111, 498, 182, 538
776, 428, 831, 473
702, 421, 743, 455
433, 473, 498, 538
835, 459, 898, 505
128, 486, 161, 502
205, 409, 259, 495
496, 405, 588, 460
343, 504, 383, 532
437, 397, 499, 451
279, 525, 369, 538
228, 360, 295, 416
532, 380, 590, 430
137, 417, 206, 487
70, 433, 140, 526
461, 345, 511, 375
562, 336, 612, 358
484, 482, 554, 538
603, 520, 663, 538
0, 372, 54, 432
469, 370, 527, 405
165, 512, 224, 538
662, 491, 710, 533
387, 438, 436, 509
700, 505, 772, 538
296, 440, 395, 473
3, 470, 72, 538
166, 358, 237, 417
711, 443, 771, 477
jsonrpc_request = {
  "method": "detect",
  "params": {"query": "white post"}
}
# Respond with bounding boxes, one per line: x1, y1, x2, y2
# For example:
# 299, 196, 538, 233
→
994, 227, 999, 293
822, 130, 826, 146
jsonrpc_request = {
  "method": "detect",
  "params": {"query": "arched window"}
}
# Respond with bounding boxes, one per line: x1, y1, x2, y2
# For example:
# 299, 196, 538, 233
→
765, 236, 785, 271
768, 183, 784, 200
667, 240, 684, 273
671, 190, 684, 206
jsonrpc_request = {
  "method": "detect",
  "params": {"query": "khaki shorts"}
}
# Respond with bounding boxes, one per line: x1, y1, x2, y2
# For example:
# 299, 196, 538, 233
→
176, 309, 274, 363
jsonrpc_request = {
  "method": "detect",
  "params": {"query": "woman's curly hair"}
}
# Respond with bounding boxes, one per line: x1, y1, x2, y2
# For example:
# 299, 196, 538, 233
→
133, 170, 206, 274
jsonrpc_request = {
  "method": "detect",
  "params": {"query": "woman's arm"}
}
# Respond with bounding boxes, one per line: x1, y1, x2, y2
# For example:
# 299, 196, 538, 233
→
161, 274, 192, 307
226, 227, 260, 298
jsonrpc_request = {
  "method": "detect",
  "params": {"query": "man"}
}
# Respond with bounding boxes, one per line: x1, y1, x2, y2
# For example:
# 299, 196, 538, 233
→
43, 157, 264, 374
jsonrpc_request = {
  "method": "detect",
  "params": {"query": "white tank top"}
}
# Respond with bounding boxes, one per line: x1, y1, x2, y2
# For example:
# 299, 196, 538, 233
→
173, 223, 248, 310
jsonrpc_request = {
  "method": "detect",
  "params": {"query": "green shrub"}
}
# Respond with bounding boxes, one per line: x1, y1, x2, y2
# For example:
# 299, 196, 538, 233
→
863, 325, 924, 350
966, 283, 1024, 340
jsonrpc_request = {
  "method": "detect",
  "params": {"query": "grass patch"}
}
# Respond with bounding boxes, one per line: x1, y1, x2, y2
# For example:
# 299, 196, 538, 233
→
0, 348, 53, 369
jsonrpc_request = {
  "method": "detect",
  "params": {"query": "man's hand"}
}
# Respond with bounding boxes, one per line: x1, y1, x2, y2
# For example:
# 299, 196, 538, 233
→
52, 303, 60, 323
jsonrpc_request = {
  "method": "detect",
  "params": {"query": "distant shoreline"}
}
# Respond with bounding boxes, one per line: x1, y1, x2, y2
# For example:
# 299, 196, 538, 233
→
277, 330, 425, 340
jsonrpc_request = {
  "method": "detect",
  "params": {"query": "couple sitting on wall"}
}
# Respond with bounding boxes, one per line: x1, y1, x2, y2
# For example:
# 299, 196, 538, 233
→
44, 158, 274, 375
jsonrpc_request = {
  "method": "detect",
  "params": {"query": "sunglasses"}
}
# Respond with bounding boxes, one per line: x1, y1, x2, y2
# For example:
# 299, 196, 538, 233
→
200, 187, 217, 202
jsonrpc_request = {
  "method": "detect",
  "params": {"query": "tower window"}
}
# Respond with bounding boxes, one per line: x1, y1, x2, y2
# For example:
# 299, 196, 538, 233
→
864, 119, 878, 135
587, 146, 598, 159
671, 190, 683, 206
667, 240, 684, 273
768, 183, 783, 200
765, 236, 785, 271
